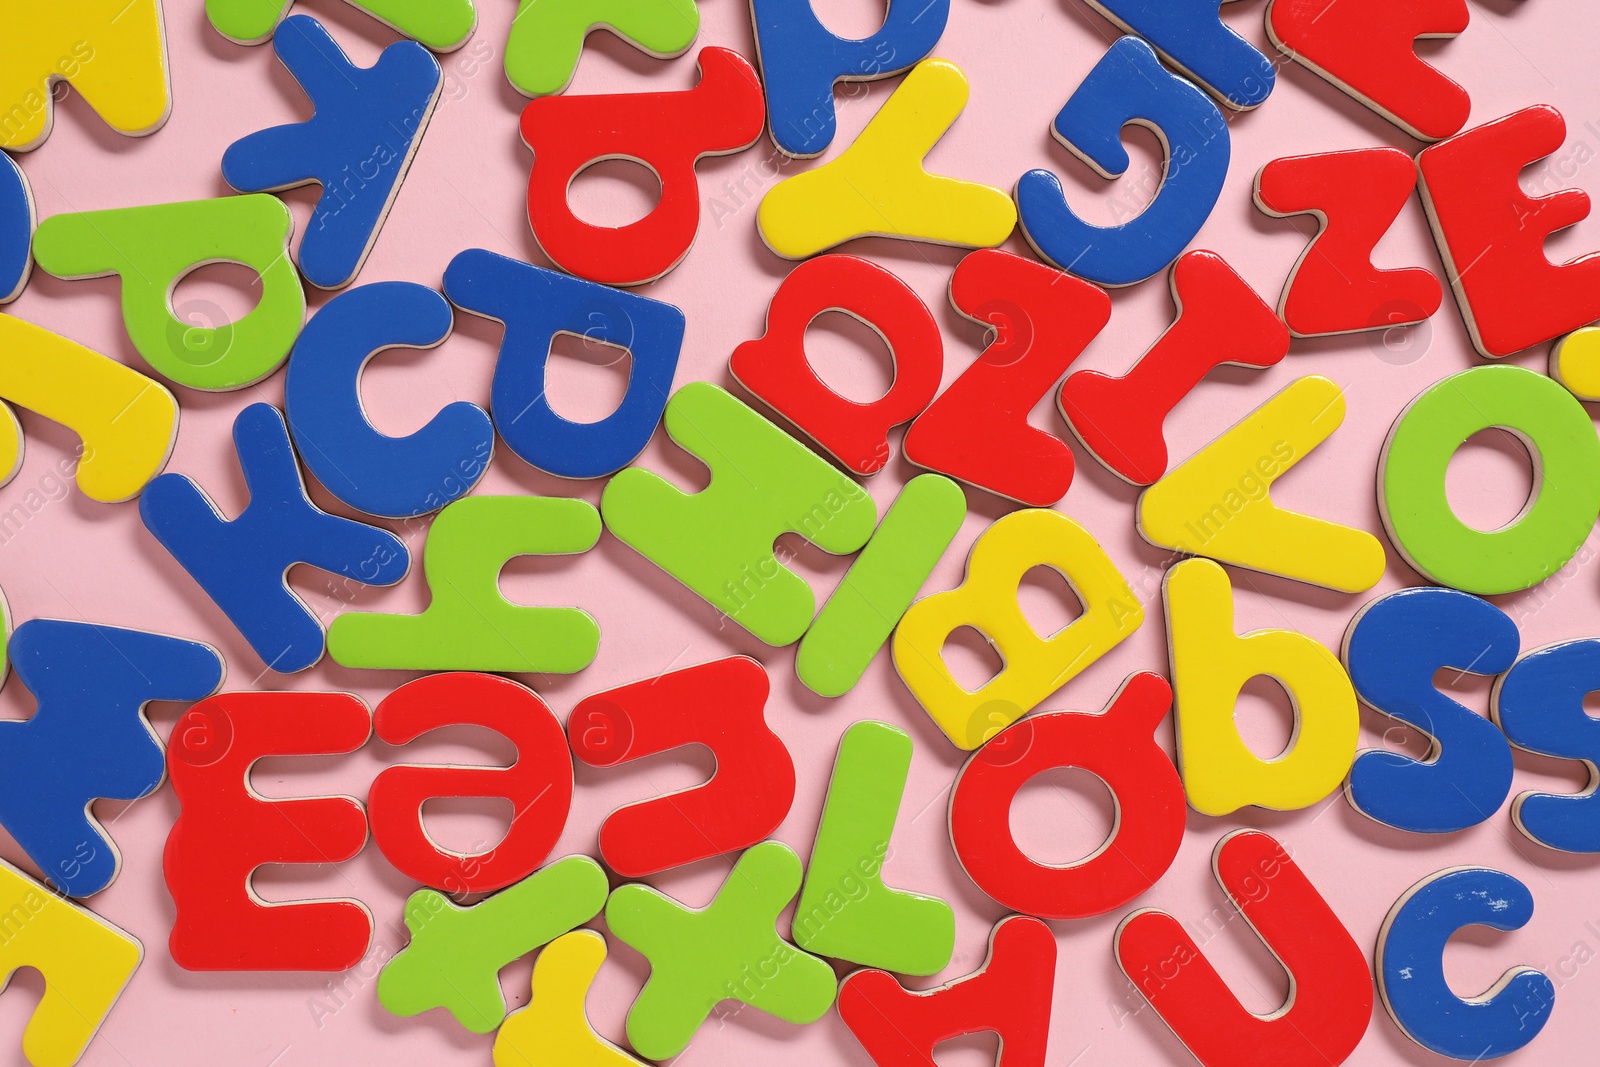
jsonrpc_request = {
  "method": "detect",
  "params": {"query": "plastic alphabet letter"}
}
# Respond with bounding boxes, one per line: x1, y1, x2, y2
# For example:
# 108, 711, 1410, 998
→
1252, 149, 1442, 338
0, 621, 223, 898
1377, 868, 1553, 1059
796, 474, 965, 697
729, 254, 943, 476
503, 0, 699, 97
1492, 640, 1600, 853
793, 721, 955, 974
32, 195, 306, 391
520, 47, 764, 286
329, 496, 601, 673
0, 859, 142, 1067
164, 692, 373, 971
905, 249, 1110, 505
1017, 37, 1229, 287
1139, 375, 1387, 592
1416, 106, 1600, 358
757, 60, 1018, 259
206, 0, 477, 51
0, 2, 170, 152
1164, 559, 1359, 815
894, 508, 1143, 749
606, 841, 837, 1060
444, 248, 685, 478
0, 155, 33, 303
1344, 588, 1519, 834
140, 404, 411, 674
1267, 0, 1469, 141
369, 673, 575, 893
1059, 250, 1288, 485
0, 313, 178, 503
750, 0, 948, 157
379, 856, 609, 1032
1081, 0, 1276, 109
838, 915, 1057, 1067
494, 930, 648, 1067
1380, 364, 1600, 596
285, 281, 493, 518
569, 657, 795, 877
949, 673, 1185, 919
1116, 830, 1372, 1067
602, 382, 877, 645
222, 16, 443, 290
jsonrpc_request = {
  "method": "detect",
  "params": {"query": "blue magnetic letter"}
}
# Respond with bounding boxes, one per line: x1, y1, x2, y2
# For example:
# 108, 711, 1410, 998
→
285, 281, 494, 519
1344, 587, 1519, 834
1494, 639, 1600, 852
1017, 36, 1228, 287
140, 403, 410, 673
444, 248, 685, 479
1084, 0, 1274, 109
749, 0, 948, 157
0, 153, 31, 303
221, 15, 443, 289
0, 620, 223, 896
1378, 868, 1553, 1060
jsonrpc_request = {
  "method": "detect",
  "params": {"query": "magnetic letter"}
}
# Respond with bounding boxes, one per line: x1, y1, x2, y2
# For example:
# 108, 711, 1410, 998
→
1059, 249, 1287, 485
1164, 559, 1358, 815
1253, 149, 1442, 338
1017, 37, 1229, 287
520, 48, 764, 286
1139, 375, 1386, 592
1344, 588, 1519, 833
569, 657, 795, 877
905, 248, 1110, 505
1117, 831, 1371, 1066
602, 382, 876, 645
165, 692, 372, 971
284, 281, 494, 518
222, 17, 442, 290
140, 404, 411, 674
444, 248, 685, 479
369, 673, 574, 893
950, 672, 1184, 919
894, 508, 1143, 749
1417, 106, 1600, 358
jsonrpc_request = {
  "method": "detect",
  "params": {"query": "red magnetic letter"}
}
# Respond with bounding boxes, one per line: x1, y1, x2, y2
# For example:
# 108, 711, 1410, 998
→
369, 672, 574, 894
839, 915, 1057, 1067
1115, 829, 1373, 1067
949, 672, 1185, 918
1057, 251, 1287, 485
1418, 105, 1600, 358
730, 254, 943, 475
165, 692, 371, 971
1268, 0, 1469, 141
1254, 148, 1442, 339
568, 656, 795, 877
520, 47, 764, 286
904, 248, 1110, 506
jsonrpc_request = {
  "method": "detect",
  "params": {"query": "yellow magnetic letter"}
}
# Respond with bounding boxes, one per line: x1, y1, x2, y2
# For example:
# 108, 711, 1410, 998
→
1138, 375, 1386, 593
494, 931, 645, 1067
0, 859, 142, 1067
1552, 327, 1600, 400
1164, 558, 1358, 815
893, 508, 1142, 749
0, 314, 178, 502
757, 59, 1017, 259
0, 1, 171, 152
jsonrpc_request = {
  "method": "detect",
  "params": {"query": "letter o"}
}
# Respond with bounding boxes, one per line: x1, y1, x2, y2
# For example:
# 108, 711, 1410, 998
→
1380, 364, 1600, 594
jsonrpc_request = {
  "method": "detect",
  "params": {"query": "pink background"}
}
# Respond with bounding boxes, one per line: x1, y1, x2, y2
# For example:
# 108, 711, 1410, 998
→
4, 0, 1600, 1063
